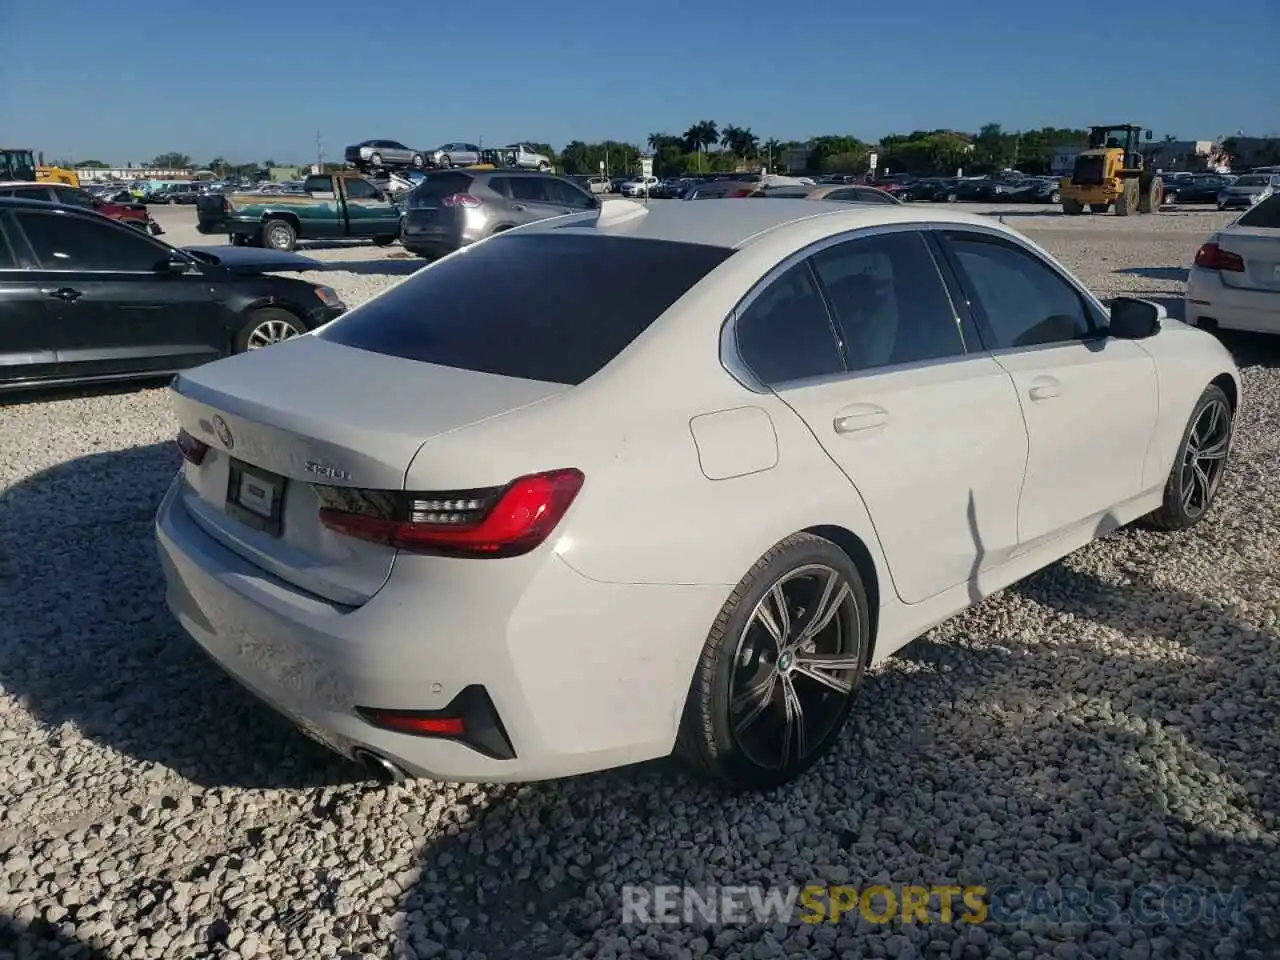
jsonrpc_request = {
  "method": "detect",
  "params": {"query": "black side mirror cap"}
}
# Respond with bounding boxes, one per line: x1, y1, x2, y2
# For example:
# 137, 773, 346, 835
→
1108, 296, 1164, 339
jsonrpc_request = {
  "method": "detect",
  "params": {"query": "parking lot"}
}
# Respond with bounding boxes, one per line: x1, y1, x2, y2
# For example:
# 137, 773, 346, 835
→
1, 201, 1278, 959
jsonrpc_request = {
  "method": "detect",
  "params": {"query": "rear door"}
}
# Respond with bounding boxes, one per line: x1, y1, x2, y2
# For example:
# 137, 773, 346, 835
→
501, 176, 567, 223
0, 217, 62, 385
11, 208, 226, 377
1218, 196, 1280, 292
733, 228, 1028, 604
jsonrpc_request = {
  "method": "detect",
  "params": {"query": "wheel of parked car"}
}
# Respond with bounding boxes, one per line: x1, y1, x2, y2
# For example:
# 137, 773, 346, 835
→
1145, 384, 1234, 531
946, 192, 958, 203
411, 154, 425, 169
538, 162, 551, 172
372, 235, 397, 246
261, 219, 297, 251
678, 532, 870, 790
235, 307, 307, 353
369, 152, 383, 167
1049, 190, 1062, 204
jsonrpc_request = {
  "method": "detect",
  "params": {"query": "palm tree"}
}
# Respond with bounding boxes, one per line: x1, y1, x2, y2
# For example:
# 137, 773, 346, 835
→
682, 121, 720, 171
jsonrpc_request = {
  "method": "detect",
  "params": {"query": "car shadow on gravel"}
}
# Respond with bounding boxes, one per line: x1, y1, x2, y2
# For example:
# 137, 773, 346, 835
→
0, 918, 112, 958
313, 259, 423, 277
1114, 266, 1189, 282
0, 442, 361, 792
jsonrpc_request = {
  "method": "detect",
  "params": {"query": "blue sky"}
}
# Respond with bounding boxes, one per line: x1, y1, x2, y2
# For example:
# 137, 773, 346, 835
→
3, 0, 1275, 166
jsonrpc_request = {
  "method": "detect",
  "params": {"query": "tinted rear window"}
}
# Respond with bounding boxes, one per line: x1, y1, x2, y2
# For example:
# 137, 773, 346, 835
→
409, 172, 475, 199
1237, 194, 1280, 228
316, 234, 734, 385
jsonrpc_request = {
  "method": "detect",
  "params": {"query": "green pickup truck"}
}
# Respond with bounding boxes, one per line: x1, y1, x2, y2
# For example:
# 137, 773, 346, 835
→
196, 173, 402, 251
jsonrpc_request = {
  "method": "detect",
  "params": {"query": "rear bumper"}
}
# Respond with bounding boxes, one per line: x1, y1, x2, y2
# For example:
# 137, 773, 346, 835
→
155, 476, 720, 782
1185, 267, 1280, 334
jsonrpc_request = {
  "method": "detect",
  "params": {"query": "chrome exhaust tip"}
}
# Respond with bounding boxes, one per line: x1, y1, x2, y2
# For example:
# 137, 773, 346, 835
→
353, 748, 406, 784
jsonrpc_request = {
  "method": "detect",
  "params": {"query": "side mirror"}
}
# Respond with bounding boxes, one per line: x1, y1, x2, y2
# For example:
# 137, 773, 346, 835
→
1108, 297, 1163, 339
157, 255, 192, 275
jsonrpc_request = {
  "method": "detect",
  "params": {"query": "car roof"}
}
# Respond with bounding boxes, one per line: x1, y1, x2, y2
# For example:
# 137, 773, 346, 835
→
0, 196, 92, 212
534, 198, 1007, 249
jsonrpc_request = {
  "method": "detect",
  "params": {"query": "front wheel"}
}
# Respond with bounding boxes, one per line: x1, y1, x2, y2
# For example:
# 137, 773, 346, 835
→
538, 162, 551, 172
234, 307, 307, 353
369, 152, 383, 167
1048, 190, 1062, 204
411, 153, 425, 169
1145, 384, 1233, 531
677, 532, 870, 791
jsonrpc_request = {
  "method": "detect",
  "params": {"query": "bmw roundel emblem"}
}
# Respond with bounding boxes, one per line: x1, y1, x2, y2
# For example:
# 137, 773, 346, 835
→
212, 415, 234, 449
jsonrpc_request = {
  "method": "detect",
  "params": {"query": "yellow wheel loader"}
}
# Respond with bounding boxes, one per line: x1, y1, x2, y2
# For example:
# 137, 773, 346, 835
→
1059, 124, 1163, 216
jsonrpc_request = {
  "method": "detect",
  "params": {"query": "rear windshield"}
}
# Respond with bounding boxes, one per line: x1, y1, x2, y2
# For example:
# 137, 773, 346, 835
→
1237, 194, 1280, 228
315, 233, 734, 385
409, 172, 475, 199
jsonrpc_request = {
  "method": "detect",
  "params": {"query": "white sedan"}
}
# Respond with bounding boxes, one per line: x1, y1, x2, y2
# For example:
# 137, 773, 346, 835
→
1186, 193, 1280, 335
156, 198, 1240, 790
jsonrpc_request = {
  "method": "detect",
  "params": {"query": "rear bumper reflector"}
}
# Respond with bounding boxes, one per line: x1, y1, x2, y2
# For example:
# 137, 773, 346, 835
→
355, 685, 516, 760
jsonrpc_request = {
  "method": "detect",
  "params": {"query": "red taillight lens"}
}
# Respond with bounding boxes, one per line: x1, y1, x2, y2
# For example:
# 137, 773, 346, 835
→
176, 428, 209, 465
1194, 242, 1244, 272
316, 468, 584, 558
360, 712, 465, 736
441, 193, 483, 208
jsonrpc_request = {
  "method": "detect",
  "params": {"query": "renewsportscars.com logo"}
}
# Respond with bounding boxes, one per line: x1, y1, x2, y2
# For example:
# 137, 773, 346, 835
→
621, 883, 1250, 928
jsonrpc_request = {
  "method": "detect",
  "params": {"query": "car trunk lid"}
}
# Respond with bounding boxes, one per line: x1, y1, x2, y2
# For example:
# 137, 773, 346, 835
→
169, 334, 567, 605
1218, 226, 1280, 292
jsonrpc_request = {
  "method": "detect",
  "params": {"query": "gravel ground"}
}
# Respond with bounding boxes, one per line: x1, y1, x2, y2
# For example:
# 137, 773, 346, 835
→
1, 209, 1278, 960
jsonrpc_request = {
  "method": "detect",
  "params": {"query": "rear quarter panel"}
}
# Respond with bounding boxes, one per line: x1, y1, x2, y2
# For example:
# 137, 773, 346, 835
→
227, 192, 342, 237
1137, 322, 1242, 491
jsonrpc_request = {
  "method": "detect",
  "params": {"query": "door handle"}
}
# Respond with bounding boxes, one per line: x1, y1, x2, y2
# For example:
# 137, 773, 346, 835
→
42, 287, 82, 302
833, 404, 889, 434
1028, 376, 1062, 401
511, 203, 526, 211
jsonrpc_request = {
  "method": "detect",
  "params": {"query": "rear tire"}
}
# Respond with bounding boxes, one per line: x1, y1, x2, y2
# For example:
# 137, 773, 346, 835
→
677, 532, 870, 791
261, 218, 297, 251
1115, 179, 1140, 216
234, 307, 307, 354
372, 235, 396, 246
1145, 384, 1233, 531
369, 152, 383, 168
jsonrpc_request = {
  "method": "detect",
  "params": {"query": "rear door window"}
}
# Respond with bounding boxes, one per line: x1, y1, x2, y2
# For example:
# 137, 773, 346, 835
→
508, 178, 550, 202
409, 172, 475, 202
315, 234, 734, 384
1237, 194, 1280, 228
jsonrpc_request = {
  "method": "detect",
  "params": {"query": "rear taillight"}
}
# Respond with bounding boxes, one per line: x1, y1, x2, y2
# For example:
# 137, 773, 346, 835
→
1194, 242, 1244, 272
729, 189, 753, 198
315, 468, 584, 558
440, 193, 482, 208
176, 428, 209, 465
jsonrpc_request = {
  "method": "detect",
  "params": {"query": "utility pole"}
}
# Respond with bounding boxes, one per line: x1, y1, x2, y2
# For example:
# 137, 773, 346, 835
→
315, 130, 323, 171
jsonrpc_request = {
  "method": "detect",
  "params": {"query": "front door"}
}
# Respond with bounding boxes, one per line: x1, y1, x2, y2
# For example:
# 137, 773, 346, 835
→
936, 229, 1159, 547
732, 229, 1029, 605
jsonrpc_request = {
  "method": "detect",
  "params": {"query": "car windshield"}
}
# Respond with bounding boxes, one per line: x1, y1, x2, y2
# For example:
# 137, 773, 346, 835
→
1235, 175, 1267, 186
1236, 194, 1280, 228
315, 233, 734, 385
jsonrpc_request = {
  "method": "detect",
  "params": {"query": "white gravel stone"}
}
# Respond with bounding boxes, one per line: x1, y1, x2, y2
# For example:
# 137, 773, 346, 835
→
1, 207, 1277, 959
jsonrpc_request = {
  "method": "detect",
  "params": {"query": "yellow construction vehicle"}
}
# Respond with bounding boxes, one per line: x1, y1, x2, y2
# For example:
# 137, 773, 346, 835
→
0, 148, 80, 187
0, 147, 37, 182
1059, 124, 1163, 216
36, 165, 80, 187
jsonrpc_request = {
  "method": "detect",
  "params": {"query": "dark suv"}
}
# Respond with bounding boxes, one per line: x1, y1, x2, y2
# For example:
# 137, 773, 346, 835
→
399, 170, 599, 259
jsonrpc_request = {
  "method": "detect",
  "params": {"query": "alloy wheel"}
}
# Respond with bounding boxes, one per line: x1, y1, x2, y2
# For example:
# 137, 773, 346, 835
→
1179, 397, 1231, 518
246, 317, 301, 349
728, 563, 861, 770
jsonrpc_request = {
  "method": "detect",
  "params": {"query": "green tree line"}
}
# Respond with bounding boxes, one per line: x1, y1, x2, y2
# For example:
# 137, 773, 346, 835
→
65, 128, 1280, 180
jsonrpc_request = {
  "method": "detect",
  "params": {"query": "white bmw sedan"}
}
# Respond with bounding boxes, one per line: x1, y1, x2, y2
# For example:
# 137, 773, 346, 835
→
156, 198, 1240, 790
1186, 192, 1280, 335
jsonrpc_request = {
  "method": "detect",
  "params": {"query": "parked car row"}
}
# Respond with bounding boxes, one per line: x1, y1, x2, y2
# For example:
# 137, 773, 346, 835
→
0, 180, 162, 234
343, 139, 555, 173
